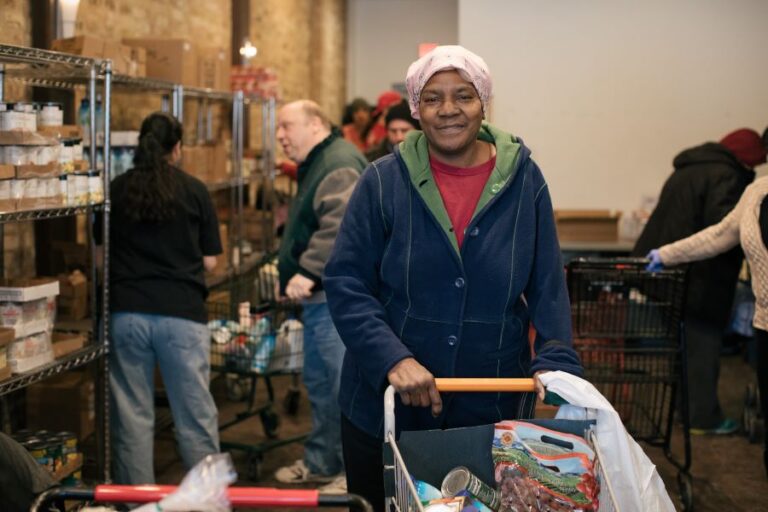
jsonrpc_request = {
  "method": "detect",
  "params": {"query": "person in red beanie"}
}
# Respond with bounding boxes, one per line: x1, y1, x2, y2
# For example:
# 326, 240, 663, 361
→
635, 128, 766, 437
364, 90, 402, 149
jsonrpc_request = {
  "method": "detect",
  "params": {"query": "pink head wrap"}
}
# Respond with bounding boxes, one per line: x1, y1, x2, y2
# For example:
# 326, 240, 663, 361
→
405, 45, 492, 120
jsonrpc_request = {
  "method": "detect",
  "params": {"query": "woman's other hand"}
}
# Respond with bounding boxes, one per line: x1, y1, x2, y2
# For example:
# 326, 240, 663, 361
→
387, 358, 442, 416
646, 249, 664, 272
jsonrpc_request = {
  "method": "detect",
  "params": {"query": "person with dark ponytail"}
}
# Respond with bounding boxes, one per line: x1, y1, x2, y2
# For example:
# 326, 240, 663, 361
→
105, 112, 222, 484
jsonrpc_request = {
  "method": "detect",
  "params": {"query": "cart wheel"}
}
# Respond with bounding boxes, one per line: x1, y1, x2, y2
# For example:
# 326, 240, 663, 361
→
745, 407, 757, 443
677, 472, 693, 511
247, 453, 262, 481
745, 383, 757, 408
260, 408, 280, 438
284, 388, 301, 415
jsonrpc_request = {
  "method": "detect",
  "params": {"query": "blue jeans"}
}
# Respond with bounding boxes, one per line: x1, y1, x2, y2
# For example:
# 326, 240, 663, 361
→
302, 302, 345, 476
110, 312, 220, 484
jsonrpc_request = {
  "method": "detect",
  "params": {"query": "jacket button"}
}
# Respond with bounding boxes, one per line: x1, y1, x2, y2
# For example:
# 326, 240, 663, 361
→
469, 227, 480, 237
447, 335, 457, 346
490, 183, 501, 194
454, 277, 465, 288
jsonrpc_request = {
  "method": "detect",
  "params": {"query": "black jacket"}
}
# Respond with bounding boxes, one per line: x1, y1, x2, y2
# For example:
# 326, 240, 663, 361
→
633, 143, 755, 328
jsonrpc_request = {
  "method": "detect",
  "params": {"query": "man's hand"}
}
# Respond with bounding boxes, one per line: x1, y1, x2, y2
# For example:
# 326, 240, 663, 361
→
533, 370, 548, 401
387, 358, 442, 416
285, 274, 315, 300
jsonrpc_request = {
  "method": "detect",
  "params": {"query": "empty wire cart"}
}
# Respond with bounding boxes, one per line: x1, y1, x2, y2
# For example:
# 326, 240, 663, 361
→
566, 258, 692, 510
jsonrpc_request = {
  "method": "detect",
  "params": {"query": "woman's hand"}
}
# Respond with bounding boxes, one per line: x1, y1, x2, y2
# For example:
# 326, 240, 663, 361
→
533, 370, 548, 401
387, 358, 442, 416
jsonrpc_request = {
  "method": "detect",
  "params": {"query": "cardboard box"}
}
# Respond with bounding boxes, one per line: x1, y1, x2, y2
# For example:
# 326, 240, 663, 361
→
9, 331, 53, 373
0, 131, 58, 146
555, 209, 621, 242
198, 47, 230, 91
27, 371, 95, 440
181, 145, 208, 181
15, 162, 61, 179
37, 125, 83, 139
217, 223, 229, 272
52, 331, 86, 358
52, 36, 144, 77
123, 38, 197, 86
0, 278, 60, 302
208, 142, 229, 183
57, 271, 88, 321
0, 327, 14, 381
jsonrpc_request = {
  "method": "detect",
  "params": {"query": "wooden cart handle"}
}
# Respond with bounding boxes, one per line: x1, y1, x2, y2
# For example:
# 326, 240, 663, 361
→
433, 378, 536, 392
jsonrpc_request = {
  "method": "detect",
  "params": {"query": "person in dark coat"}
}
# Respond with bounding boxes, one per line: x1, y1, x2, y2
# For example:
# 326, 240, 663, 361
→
364, 100, 420, 162
634, 128, 765, 434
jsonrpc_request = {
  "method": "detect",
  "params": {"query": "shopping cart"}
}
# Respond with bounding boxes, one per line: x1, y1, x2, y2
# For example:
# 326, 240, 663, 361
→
31, 485, 372, 512
207, 255, 306, 479
566, 258, 692, 509
383, 378, 620, 512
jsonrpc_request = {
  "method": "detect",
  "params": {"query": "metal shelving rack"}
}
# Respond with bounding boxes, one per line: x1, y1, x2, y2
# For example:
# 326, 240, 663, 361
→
0, 44, 112, 481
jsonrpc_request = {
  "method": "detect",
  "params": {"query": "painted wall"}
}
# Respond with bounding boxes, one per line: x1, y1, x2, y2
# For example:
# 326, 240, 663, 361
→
346, 0, 458, 105
458, 0, 768, 211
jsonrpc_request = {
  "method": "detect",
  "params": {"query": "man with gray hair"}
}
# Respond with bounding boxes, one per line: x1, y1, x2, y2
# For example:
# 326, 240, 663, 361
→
274, 100, 367, 492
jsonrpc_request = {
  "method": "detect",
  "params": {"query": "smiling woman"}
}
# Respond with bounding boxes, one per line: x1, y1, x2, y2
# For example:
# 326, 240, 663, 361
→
323, 45, 583, 511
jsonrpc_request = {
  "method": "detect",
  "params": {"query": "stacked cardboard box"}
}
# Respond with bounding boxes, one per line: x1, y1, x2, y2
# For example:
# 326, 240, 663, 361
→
123, 38, 197, 86
52, 36, 146, 77
57, 271, 88, 321
0, 279, 59, 374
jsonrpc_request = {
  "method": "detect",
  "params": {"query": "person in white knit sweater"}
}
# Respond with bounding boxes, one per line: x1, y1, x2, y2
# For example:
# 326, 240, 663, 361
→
647, 137, 768, 475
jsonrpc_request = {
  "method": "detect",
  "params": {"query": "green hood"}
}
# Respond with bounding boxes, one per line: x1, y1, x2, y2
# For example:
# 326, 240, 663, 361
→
397, 122, 522, 255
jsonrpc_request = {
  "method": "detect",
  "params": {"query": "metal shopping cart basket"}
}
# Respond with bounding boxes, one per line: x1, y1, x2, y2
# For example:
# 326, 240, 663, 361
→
31, 485, 372, 512
566, 257, 692, 509
207, 254, 306, 479
384, 378, 620, 512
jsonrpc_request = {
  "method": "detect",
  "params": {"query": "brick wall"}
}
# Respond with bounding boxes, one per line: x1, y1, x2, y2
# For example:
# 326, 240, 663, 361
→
249, 0, 347, 149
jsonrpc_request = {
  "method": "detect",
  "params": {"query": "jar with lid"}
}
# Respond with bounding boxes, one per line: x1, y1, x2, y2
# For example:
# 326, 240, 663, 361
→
1, 103, 30, 131
13, 103, 37, 132
37, 102, 63, 127
4, 146, 35, 166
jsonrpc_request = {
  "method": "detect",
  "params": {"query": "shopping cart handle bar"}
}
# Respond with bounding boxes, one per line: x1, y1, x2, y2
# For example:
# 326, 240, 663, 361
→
434, 378, 535, 392
94, 485, 322, 507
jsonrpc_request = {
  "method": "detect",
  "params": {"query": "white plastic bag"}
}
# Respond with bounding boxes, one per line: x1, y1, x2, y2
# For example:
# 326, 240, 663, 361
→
131, 453, 237, 512
539, 371, 675, 512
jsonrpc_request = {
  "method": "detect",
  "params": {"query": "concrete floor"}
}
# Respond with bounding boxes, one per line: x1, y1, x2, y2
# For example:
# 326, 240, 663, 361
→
152, 353, 767, 512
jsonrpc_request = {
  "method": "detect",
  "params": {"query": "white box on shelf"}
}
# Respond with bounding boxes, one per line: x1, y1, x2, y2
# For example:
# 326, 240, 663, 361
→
0, 279, 60, 302
8, 331, 54, 373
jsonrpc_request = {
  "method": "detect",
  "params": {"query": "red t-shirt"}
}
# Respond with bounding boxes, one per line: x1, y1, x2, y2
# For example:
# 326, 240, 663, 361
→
430, 154, 496, 248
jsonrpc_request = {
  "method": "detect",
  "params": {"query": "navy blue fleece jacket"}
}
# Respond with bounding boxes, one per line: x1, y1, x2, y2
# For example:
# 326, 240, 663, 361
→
324, 124, 581, 438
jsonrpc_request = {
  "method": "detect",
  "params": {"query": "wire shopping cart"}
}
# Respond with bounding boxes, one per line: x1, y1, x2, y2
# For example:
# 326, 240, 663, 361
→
31, 485, 372, 512
207, 255, 306, 479
566, 257, 692, 510
383, 378, 620, 512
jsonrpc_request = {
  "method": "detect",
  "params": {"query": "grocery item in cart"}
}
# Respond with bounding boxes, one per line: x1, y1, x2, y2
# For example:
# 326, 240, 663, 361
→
492, 421, 598, 511
441, 466, 501, 510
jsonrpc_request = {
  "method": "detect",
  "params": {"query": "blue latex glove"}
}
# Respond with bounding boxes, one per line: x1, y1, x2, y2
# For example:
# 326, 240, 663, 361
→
646, 249, 664, 272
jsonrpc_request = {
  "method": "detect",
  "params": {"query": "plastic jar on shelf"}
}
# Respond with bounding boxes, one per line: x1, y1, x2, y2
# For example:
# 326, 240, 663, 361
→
3, 146, 36, 165
37, 102, 64, 127
36, 145, 61, 166
88, 171, 103, 203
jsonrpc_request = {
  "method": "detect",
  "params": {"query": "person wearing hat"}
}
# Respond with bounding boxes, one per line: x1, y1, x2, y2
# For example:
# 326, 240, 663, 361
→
323, 45, 582, 509
364, 90, 403, 150
636, 128, 766, 437
364, 100, 420, 162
